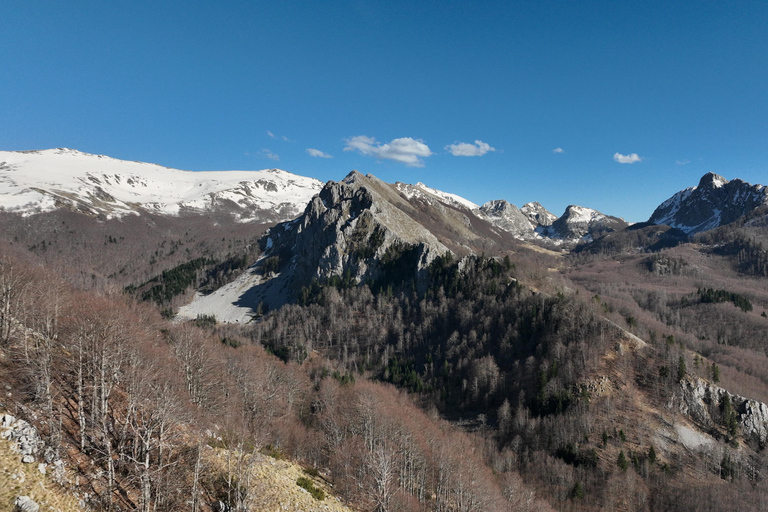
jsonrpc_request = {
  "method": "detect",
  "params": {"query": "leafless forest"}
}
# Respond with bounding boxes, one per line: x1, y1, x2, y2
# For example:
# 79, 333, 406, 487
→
3, 208, 768, 511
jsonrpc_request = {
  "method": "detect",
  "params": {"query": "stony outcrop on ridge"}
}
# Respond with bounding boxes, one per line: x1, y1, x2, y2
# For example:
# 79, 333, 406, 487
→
649, 172, 768, 234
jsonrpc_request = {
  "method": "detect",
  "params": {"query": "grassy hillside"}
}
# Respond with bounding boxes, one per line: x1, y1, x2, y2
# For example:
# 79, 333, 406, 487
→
0, 428, 81, 512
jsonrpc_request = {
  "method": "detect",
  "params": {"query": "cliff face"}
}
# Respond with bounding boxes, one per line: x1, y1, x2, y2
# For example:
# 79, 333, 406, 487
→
260, 171, 450, 298
675, 376, 768, 447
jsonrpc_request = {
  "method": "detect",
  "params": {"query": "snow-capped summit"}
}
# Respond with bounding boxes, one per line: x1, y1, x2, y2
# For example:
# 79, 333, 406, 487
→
478, 200, 537, 239
649, 172, 768, 234
0, 148, 324, 222
546, 205, 628, 241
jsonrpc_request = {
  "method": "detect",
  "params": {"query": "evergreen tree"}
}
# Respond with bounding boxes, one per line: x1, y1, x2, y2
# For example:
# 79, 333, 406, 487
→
617, 450, 628, 472
571, 481, 584, 500
677, 355, 687, 382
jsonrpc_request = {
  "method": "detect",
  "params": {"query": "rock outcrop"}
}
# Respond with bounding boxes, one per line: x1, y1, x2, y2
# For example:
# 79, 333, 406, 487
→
675, 376, 768, 447
14, 496, 40, 512
1, 413, 45, 463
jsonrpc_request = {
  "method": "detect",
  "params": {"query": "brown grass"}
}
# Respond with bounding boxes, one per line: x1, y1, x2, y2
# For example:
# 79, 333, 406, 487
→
0, 432, 81, 512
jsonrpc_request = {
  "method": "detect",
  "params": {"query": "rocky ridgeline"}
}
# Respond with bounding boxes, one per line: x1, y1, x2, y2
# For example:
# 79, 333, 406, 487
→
675, 376, 768, 446
649, 172, 768, 234
263, 171, 449, 293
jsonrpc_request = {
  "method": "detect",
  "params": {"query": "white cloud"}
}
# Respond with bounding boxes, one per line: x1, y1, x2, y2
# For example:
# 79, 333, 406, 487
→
267, 131, 292, 142
445, 140, 496, 157
613, 152, 643, 164
553, 147, 565, 154
676, 159, 690, 166
261, 149, 279, 161
306, 148, 332, 158
344, 135, 432, 167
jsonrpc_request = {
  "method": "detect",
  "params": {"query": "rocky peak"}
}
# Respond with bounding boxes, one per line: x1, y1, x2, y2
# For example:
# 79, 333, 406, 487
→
478, 200, 535, 239
521, 202, 557, 227
263, 174, 450, 299
698, 171, 728, 189
649, 173, 768, 234
547, 205, 628, 241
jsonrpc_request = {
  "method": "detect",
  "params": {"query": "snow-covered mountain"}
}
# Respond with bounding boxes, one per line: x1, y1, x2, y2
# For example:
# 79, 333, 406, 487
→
545, 205, 629, 241
478, 200, 536, 239
395, 181, 625, 245
394, 181, 480, 211
0, 148, 324, 222
649, 172, 768, 234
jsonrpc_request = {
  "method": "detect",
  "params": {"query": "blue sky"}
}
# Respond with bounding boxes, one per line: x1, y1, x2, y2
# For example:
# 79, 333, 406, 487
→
2, 1, 767, 222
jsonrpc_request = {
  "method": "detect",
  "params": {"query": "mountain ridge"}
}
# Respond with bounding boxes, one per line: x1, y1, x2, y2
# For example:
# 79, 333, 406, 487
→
0, 148, 324, 223
649, 172, 768, 234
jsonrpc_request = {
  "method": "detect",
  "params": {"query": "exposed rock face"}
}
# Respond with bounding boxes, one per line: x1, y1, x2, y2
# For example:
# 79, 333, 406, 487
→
478, 200, 536, 239
261, 171, 450, 297
521, 201, 557, 227
546, 205, 628, 241
675, 376, 768, 447
649, 172, 768, 234
178, 171, 524, 321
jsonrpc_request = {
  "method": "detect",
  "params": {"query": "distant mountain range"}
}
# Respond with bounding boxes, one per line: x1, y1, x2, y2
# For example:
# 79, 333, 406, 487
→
3, 149, 766, 247
0, 148, 324, 223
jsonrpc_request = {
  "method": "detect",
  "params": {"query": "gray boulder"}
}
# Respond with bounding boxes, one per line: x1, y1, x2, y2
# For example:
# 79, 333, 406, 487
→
14, 496, 40, 512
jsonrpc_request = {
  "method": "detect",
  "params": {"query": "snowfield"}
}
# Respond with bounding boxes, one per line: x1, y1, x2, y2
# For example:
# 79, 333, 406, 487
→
0, 148, 323, 221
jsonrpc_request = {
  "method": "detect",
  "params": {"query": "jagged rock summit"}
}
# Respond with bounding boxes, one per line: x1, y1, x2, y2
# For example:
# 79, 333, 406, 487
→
0, 148, 323, 222
649, 172, 768, 234
478, 199, 537, 239
545, 205, 629, 241
178, 171, 475, 322
273, 170, 450, 289
521, 201, 557, 227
